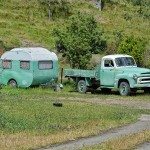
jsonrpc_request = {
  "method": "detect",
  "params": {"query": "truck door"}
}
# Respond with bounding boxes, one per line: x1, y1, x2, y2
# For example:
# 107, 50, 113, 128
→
101, 59, 116, 87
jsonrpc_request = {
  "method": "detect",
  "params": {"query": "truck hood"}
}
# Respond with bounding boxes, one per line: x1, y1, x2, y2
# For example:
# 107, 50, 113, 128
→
118, 67, 150, 75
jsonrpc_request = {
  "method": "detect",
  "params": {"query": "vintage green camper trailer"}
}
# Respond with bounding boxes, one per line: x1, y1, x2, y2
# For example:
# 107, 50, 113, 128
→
0, 47, 59, 87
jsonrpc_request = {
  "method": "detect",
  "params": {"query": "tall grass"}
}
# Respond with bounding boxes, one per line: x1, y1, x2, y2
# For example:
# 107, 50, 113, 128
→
0, 0, 149, 50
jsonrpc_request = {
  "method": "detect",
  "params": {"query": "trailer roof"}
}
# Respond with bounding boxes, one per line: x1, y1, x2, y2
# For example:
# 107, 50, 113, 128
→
1, 47, 58, 61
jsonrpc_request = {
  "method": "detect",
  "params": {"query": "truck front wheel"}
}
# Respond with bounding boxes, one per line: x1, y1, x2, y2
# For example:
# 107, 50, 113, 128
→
77, 80, 87, 93
119, 82, 131, 96
144, 88, 150, 94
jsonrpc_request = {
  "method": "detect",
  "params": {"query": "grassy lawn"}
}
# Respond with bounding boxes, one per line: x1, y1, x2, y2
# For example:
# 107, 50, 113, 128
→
0, 87, 150, 150
82, 130, 150, 150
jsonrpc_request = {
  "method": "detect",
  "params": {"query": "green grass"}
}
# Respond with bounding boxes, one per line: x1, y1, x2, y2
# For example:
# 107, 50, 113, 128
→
0, 86, 150, 149
0, 0, 149, 51
0, 0, 149, 65
0, 87, 147, 134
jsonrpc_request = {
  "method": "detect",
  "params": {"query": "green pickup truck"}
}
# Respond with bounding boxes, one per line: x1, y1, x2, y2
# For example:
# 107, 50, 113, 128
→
64, 54, 150, 96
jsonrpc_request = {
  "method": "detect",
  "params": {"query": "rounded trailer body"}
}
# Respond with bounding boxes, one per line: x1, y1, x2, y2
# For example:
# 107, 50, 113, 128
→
0, 47, 58, 87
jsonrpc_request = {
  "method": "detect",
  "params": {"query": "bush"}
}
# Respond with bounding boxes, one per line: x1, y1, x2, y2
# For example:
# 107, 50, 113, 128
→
117, 36, 146, 66
38, 0, 72, 19
54, 12, 106, 69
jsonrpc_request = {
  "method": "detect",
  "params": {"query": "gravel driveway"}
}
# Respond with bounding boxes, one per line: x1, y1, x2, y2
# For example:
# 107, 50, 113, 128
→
39, 115, 150, 150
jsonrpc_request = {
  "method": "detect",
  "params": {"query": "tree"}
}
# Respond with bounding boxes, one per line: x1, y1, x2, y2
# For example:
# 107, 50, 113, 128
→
117, 36, 146, 66
38, 0, 71, 19
54, 12, 106, 69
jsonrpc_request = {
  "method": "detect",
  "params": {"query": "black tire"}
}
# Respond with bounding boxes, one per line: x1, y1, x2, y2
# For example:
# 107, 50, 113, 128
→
8, 80, 17, 88
131, 88, 137, 93
77, 80, 87, 93
101, 88, 111, 93
119, 82, 131, 96
131, 88, 137, 95
144, 88, 150, 94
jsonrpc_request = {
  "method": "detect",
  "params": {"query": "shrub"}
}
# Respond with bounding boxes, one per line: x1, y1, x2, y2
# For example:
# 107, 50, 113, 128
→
117, 36, 146, 66
54, 12, 106, 69
38, 0, 72, 19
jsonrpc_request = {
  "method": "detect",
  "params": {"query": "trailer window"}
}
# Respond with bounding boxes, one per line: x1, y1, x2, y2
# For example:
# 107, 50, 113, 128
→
38, 61, 53, 70
2, 60, 12, 69
20, 61, 30, 70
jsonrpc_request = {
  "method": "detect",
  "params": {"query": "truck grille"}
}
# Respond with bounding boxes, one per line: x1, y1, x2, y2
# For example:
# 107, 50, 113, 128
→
137, 77, 150, 84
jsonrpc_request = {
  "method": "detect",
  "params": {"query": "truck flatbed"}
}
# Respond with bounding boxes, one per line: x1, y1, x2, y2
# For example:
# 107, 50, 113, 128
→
64, 69, 96, 78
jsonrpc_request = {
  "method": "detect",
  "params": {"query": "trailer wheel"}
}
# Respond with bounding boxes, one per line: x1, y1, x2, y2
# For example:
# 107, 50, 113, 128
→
119, 82, 130, 96
77, 80, 87, 93
8, 80, 17, 88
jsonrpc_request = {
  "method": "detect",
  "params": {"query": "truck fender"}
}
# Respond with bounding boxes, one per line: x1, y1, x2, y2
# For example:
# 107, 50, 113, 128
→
115, 77, 131, 89
76, 77, 91, 87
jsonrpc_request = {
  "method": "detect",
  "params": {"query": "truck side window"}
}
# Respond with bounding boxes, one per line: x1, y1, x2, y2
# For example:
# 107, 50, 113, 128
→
38, 61, 53, 70
2, 60, 12, 69
20, 61, 30, 70
104, 59, 114, 67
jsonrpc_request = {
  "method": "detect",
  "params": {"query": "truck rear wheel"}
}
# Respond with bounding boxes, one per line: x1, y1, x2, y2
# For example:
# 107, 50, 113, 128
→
77, 80, 87, 93
119, 82, 130, 96
8, 79, 17, 88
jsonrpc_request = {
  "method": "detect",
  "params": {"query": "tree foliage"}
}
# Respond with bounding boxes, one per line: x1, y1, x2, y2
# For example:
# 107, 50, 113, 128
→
117, 36, 146, 66
38, 0, 71, 19
54, 12, 106, 69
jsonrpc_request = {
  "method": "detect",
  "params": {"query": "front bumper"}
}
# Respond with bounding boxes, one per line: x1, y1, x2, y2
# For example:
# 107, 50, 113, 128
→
133, 84, 150, 88
132, 76, 150, 88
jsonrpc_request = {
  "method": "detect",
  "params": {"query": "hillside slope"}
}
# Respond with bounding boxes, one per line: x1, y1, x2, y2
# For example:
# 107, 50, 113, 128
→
0, 0, 149, 51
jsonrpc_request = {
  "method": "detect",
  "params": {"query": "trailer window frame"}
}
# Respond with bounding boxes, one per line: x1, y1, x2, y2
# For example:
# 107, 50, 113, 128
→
38, 60, 53, 70
20, 61, 30, 70
2, 60, 12, 69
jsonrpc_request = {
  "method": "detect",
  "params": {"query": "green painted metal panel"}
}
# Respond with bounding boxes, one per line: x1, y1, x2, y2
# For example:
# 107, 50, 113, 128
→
0, 48, 59, 87
0, 60, 33, 87
65, 63, 150, 90
32, 60, 59, 85
64, 69, 96, 78
0, 60, 59, 87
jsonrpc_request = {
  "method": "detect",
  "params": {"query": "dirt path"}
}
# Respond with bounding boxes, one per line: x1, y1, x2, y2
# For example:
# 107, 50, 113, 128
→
39, 115, 150, 150
136, 142, 150, 150
61, 97, 150, 110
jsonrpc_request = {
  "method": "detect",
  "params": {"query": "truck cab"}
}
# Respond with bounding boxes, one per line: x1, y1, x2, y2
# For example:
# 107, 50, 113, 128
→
65, 54, 150, 96
99, 54, 150, 95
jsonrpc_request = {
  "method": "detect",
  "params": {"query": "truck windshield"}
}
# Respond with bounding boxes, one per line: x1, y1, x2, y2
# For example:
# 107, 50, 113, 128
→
115, 57, 136, 67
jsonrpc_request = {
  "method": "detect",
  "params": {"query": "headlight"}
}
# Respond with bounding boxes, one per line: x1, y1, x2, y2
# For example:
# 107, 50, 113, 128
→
133, 74, 138, 80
